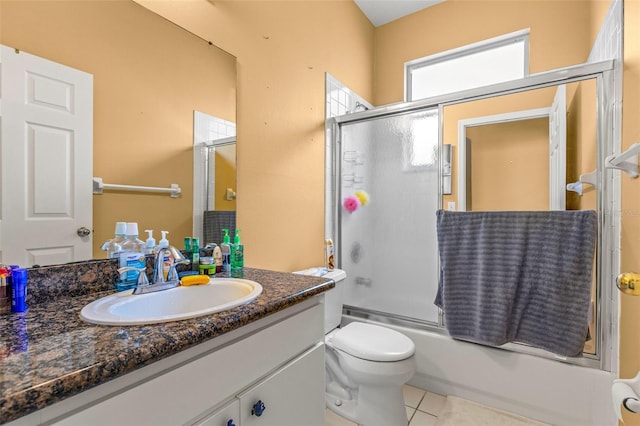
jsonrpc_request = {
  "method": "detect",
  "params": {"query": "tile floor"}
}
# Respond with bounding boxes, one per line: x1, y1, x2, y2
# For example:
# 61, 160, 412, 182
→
325, 384, 446, 426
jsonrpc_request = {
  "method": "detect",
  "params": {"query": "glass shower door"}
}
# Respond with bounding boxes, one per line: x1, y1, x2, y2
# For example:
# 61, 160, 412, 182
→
338, 108, 440, 324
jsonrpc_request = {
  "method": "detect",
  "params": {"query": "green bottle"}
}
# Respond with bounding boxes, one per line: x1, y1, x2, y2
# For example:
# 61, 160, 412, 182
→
231, 229, 244, 271
191, 237, 200, 271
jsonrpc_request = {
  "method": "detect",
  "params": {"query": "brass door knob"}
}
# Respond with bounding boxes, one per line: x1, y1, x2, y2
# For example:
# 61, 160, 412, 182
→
616, 273, 640, 296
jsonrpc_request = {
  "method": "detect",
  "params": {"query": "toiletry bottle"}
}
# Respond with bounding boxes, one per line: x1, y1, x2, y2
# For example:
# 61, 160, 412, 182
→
231, 229, 244, 271
157, 231, 172, 279
118, 222, 146, 291
213, 245, 223, 273
191, 237, 200, 271
221, 229, 231, 272
144, 229, 156, 255
325, 238, 335, 271
102, 222, 126, 259
10, 267, 27, 313
0, 266, 9, 314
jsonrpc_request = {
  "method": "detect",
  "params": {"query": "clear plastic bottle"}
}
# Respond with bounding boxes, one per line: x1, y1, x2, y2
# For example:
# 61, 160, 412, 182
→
102, 222, 126, 259
118, 222, 146, 291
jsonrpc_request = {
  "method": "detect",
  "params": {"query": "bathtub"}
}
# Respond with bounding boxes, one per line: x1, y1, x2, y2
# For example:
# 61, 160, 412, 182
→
342, 314, 616, 426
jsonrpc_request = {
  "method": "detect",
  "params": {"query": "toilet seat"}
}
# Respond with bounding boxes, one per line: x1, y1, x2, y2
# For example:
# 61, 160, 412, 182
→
331, 322, 415, 362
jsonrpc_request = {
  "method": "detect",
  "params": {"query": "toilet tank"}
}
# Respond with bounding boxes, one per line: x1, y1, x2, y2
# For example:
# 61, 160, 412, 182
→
322, 269, 347, 333
293, 268, 347, 333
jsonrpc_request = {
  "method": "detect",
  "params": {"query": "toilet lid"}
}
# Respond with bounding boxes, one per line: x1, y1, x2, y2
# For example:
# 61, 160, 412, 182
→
331, 322, 415, 362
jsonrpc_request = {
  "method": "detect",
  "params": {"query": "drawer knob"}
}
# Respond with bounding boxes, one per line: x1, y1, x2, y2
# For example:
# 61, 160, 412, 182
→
251, 400, 266, 417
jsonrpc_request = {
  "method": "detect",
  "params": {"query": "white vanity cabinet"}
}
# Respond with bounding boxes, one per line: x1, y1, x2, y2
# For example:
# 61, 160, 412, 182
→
31, 298, 325, 426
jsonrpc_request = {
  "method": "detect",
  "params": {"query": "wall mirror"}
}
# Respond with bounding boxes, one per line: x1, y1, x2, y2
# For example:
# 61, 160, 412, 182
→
0, 0, 236, 265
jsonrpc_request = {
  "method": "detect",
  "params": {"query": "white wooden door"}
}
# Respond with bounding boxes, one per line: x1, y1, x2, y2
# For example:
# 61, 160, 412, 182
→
0, 45, 93, 266
549, 84, 566, 210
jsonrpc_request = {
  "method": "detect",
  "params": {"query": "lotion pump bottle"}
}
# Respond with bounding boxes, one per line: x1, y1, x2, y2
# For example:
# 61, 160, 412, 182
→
144, 229, 156, 255
221, 229, 231, 272
231, 229, 243, 271
157, 231, 172, 279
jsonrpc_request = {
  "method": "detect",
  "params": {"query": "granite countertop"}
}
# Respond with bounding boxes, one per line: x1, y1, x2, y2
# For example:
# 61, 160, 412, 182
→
0, 264, 333, 424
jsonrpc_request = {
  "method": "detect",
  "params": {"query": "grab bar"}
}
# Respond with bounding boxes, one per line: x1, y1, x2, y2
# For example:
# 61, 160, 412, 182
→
92, 177, 181, 198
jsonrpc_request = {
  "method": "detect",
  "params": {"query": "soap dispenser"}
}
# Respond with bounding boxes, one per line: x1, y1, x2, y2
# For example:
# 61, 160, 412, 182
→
231, 229, 243, 271
144, 229, 156, 255
157, 231, 172, 279
221, 229, 231, 272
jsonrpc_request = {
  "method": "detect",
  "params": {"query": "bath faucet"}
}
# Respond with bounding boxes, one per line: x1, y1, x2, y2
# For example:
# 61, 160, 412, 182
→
152, 245, 188, 284
119, 246, 189, 295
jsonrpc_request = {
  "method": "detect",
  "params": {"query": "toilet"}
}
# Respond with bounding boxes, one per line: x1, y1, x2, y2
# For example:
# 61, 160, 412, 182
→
296, 268, 416, 426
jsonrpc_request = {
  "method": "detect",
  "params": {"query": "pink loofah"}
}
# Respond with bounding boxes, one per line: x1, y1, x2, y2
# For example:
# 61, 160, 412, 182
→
343, 196, 361, 213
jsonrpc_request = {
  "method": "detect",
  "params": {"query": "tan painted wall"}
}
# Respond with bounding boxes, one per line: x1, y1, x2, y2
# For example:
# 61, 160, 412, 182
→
0, 0, 236, 257
466, 118, 549, 211
373, 0, 593, 105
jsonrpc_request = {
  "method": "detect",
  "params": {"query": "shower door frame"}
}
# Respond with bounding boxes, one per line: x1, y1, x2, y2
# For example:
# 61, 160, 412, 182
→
328, 60, 617, 371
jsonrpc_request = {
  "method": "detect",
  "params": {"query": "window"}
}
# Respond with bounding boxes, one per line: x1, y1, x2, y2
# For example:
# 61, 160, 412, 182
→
405, 30, 529, 101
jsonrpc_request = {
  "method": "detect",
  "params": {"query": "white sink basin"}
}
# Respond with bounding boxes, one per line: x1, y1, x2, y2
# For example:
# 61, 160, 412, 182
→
80, 278, 263, 326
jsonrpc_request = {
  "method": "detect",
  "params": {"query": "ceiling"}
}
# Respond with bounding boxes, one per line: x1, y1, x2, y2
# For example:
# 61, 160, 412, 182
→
354, 0, 444, 27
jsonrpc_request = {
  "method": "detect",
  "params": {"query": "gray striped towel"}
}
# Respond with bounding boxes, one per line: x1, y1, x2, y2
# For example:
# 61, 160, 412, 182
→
434, 209, 597, 357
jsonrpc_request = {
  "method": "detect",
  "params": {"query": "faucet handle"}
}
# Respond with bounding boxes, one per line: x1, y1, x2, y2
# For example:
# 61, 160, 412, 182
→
167, 264, 180, 282
117, 267, 149, 287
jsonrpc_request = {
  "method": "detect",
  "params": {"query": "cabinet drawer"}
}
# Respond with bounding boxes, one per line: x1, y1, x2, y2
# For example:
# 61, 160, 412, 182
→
239, 344, 325, 426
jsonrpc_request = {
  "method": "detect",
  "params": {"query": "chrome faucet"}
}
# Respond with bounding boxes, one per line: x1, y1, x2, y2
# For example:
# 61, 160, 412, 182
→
118, 246, 190, 295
